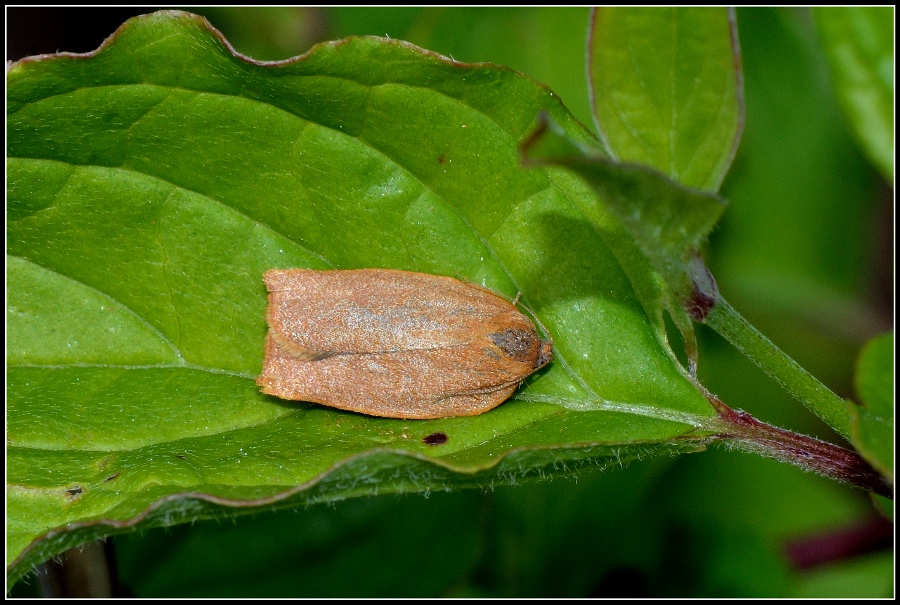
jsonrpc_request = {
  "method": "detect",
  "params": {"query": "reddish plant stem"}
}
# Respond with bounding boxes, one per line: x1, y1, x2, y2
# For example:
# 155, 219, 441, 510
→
707, 398, 893, 499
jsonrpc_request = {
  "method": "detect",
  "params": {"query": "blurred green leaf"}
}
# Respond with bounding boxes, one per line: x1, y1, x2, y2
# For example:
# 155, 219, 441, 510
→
7, 11, 718, 584
189, 7, 325, 61
588, 7, 743, 191
714, 7, 885, 407
114, 492, 484, 597
814, 7, 894, 184
657, 447, 880, 597
855, 333, 894, 422
849, 332, 894, 481
791, 551, 894, 598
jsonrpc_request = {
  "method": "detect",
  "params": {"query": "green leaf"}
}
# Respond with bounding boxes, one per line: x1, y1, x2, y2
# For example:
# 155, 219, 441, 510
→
526, 115, 856, 440
850, 332, 894, 481
6, 11, 716, 584
814, 7, 894, 184
524, 115, 727, 374
542, 156, 726, 284
588, 7, 743, 191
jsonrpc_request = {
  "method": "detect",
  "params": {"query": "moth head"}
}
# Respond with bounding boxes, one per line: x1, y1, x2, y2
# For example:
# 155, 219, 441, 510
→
488, 327, 553, 370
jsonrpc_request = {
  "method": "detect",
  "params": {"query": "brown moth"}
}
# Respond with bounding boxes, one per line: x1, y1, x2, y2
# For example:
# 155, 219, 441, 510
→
257, 268, 553, 419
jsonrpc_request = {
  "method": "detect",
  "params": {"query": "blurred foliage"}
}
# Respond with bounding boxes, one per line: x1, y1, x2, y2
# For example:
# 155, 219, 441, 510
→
588, 8, 742, 191
7, 7, 892, 598
814, 7, 894, 184
850, 332, 894, 481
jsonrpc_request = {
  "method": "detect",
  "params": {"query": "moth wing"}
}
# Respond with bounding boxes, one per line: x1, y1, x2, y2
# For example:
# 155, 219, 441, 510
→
267, 330, 328, 362
257, 334, 538, 419
263, 268, 519, 355
258, 268, 551, 419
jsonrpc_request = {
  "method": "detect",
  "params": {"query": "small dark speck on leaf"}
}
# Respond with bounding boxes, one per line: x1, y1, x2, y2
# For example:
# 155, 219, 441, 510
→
103, 473, 121, 482
65, 486, 84, 499
423, 432, 448, 446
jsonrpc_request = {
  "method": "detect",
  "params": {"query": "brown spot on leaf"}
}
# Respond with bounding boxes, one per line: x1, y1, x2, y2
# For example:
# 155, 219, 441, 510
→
423, 432, 448, 446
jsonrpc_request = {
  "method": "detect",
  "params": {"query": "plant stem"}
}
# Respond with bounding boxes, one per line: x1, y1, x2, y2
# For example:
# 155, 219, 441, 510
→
704, 295, 854, 440
706, 399, 892, 499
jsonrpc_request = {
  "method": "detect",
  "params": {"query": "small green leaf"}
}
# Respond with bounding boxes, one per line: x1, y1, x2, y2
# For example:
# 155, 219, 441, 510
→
814, 7, 894, 184
588, 7, 743, 191
850, 332, 894, 481
524, 115, 727, 317
7, 12, 717, 584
